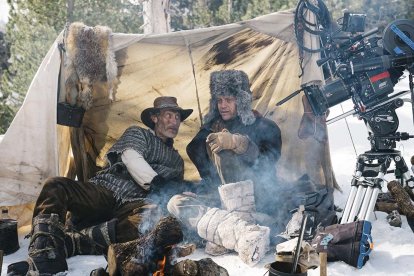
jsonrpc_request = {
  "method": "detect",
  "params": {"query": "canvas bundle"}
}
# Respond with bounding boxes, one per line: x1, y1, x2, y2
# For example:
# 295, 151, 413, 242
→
311, 220, 373, 268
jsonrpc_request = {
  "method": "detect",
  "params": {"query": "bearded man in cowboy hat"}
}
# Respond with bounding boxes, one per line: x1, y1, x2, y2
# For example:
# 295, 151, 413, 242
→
8, 97, 194, 276
167, 70, 282, 266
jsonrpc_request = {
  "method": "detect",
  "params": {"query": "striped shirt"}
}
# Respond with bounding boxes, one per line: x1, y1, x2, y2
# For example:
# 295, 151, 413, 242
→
90, 126, 184, 203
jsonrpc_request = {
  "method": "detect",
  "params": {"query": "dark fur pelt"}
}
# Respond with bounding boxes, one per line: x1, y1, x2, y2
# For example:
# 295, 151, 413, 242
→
204, 70, 256, 126
64, 22, 117, 110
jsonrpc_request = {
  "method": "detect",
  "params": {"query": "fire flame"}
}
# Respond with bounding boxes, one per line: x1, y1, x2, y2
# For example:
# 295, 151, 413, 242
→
153, 255, 166, 276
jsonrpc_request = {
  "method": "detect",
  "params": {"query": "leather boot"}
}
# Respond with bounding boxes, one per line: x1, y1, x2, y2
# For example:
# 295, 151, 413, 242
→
8, 219, 117, 275
26, 213, 68, 275
7, 261, 29, 276
65, 218, 117, 257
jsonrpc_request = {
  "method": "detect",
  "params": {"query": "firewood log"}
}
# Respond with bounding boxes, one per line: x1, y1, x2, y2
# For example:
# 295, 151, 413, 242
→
375, 202, 400, 214
388, 181, 414, 218
172, 258, 229, 276
107, 239, 140, 276
404, 186, 414, 202
107, 216, 183, 276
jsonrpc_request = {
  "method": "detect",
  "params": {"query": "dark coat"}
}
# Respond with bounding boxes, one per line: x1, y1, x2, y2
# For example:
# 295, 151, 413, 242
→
186, 113, 282, 213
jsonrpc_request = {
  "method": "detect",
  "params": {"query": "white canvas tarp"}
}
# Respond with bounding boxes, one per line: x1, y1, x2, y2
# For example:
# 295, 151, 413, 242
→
0, 10, 336, 224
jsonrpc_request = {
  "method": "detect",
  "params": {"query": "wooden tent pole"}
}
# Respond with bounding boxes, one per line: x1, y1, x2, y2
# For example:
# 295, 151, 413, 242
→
69, 126, 90, 182
78, 126, 90, 181
184, 35, 203, 127
0, 250, 3, 275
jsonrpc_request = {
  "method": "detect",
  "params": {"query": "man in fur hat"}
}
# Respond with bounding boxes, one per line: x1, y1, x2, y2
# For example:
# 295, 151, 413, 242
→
8, 97, 194, 275
168, 70, 282, 266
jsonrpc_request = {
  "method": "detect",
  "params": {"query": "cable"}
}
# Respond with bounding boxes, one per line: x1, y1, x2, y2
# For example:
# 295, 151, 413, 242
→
294, 0, 332, 77
340, 104, 358, 158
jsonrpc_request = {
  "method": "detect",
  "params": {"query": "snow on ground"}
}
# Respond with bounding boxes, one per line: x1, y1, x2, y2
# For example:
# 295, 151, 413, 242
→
3, 203, 414, 275
2, 76, 414, 275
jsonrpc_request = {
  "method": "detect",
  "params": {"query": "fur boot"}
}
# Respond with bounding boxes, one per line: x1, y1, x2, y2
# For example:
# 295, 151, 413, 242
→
65, 218, 117, 257
26, 213, 68, 275
197, 208, 270, 266
204, 180, 257, 256
218, 179, 256, 223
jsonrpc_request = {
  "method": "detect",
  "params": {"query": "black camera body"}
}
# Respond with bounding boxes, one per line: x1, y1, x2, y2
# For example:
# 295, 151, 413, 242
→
300, 16, 414, 151
304, 17, 414, 118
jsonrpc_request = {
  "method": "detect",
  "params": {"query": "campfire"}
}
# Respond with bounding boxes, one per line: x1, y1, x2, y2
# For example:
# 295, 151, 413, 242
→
153, 255, 166, 276
106, 216, 226, 275
107, 217, 184, 275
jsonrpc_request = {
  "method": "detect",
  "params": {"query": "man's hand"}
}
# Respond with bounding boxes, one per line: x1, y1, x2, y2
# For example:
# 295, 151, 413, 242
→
206, 130, 234, 153
206, 129, 249, 154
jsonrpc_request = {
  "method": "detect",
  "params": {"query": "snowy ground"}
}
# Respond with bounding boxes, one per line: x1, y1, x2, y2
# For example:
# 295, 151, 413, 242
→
2, 76, 414, 275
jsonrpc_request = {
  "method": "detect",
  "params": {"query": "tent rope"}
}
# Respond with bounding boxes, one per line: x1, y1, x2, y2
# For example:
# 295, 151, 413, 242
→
183, 35, 203, 127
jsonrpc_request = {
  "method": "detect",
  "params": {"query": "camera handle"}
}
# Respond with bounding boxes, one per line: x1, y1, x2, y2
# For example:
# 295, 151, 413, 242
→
340, 150, 414, 224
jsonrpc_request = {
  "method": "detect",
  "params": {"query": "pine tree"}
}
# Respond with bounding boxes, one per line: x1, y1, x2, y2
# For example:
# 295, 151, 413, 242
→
1, 0, 413, 134
0, 0, 143, 134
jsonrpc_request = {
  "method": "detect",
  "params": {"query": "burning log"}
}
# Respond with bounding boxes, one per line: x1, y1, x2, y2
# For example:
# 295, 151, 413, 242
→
107, 216, 183, 276
171, 243, 196, 258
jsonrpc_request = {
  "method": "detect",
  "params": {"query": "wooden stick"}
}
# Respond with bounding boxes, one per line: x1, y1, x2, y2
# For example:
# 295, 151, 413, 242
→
320, 252, 327, 276
70, 127, 84, 182
0, 250, 4, 275
292, 212, 307, 273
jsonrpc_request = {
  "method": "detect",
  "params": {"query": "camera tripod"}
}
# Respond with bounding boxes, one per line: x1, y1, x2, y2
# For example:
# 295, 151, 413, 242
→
340, 92, 414, 224
340, 145, 414, 224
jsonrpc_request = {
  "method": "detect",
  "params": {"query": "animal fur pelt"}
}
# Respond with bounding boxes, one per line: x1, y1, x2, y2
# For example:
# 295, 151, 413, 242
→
204, 70, 256, 126
64, 22, 117, 110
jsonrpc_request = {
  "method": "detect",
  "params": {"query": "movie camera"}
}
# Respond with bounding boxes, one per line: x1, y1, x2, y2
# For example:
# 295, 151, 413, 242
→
278, 7, 414, 224
305, 16, 413, 112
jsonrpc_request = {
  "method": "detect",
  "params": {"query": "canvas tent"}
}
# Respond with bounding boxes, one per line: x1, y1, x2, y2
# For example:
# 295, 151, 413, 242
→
0, 10, 337, 226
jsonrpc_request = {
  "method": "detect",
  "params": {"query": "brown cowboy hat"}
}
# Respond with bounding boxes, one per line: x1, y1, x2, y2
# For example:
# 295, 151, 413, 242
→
141, 96, 193, 129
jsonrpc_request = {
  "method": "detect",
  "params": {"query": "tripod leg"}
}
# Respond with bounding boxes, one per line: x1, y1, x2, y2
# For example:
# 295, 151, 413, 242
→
341, 185, 358, 224
363, 187, 381, 221
341, 173, 362, 224
358, 186, 375, 220
345, 184, 367, 224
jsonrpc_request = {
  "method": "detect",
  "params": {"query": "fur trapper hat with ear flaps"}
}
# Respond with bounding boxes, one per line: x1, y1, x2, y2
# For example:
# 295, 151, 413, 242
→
141, 96, 193, 129
203, 70, 256, 126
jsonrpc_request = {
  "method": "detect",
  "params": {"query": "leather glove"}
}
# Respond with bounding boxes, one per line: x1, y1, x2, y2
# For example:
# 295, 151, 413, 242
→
206, 129, 249, 154
149, 174, 166, 193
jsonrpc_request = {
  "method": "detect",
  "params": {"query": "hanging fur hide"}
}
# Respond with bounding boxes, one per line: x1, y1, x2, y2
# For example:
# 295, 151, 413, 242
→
64, 22, 117, 110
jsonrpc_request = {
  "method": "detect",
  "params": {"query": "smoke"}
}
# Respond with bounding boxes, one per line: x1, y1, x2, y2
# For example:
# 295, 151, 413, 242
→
135, 110, 336, 249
